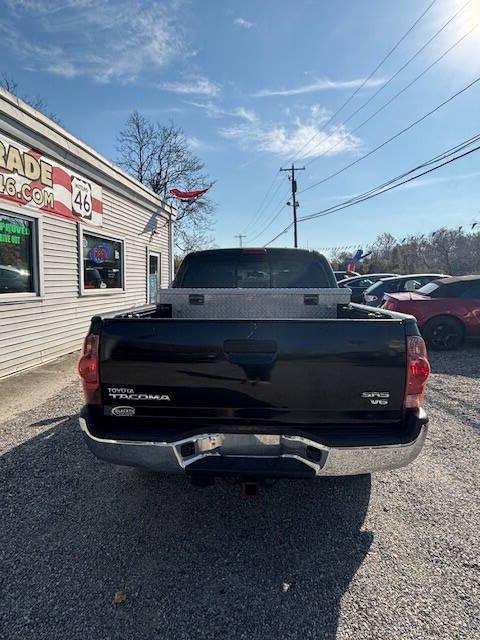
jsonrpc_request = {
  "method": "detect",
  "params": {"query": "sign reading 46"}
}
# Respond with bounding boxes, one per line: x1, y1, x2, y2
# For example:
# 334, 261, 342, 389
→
71, 176, 93, 219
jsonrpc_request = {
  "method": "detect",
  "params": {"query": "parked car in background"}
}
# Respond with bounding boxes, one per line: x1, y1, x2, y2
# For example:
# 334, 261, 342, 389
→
338, 273, 397, 303
363, 274, 448, 307
334, 270, 360, 282
382, 275, 480, 350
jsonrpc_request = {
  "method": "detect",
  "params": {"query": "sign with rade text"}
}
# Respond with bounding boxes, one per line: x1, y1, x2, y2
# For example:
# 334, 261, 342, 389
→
0, 133, 102, 225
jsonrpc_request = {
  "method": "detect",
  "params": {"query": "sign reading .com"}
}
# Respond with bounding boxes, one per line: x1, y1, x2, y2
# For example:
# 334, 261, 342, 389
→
0, 133, 103, 226
0, 175, 54, 209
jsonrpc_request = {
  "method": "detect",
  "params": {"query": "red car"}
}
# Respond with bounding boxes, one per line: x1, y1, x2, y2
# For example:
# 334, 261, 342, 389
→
382, 275, 480, 350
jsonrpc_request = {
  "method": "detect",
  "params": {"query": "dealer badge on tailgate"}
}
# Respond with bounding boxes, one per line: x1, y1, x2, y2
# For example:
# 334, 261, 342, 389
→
111, 406, 136, 417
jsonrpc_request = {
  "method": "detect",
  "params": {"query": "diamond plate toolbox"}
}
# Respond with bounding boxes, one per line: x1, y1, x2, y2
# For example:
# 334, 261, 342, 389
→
158, 288, 351, 319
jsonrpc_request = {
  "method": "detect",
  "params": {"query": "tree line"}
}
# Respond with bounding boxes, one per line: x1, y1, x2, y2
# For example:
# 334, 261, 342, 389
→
330, 228, 480, 276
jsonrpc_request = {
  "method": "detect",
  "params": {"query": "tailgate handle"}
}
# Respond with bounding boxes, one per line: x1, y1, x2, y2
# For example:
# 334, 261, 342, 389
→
223, 339, 277, 367
189, 294, 204, 305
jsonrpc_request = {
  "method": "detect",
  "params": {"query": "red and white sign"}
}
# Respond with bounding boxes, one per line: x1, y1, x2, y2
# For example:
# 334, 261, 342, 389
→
0, 133, 102, 225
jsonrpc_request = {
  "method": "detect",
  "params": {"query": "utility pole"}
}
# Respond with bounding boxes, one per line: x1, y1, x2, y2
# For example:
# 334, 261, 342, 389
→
280, 163, 305, 248
235, 234, 246, 247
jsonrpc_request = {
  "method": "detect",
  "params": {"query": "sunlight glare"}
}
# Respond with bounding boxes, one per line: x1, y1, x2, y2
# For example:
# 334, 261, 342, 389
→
440, 0, 480, 69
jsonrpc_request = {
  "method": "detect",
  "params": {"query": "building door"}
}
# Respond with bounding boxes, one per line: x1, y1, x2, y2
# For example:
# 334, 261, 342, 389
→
148, 252, 161, 303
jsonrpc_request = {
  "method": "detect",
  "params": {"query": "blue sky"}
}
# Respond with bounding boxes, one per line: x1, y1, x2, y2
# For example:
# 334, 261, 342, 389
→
1, 0, 480, 254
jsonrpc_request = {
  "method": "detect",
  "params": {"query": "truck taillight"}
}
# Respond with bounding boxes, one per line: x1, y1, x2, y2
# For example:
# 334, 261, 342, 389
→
78, 334, 101, 405
405, 336, 430, 408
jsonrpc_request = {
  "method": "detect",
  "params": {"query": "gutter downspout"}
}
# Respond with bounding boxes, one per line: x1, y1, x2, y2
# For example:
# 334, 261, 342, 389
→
168, 210, 175, 285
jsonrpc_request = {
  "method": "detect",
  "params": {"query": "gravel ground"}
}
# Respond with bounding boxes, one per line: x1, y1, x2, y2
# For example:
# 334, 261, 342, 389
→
0, 346, 479, 640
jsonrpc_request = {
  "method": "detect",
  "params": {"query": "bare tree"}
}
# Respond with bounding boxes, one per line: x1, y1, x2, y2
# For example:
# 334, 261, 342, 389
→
117, 111, 215, 255
115, 111, 157, 184
0, 73, 62, 125
329, 250, 353, 270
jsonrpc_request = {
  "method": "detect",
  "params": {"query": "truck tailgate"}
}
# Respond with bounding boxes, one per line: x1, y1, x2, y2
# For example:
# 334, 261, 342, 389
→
98, 318, 407, 428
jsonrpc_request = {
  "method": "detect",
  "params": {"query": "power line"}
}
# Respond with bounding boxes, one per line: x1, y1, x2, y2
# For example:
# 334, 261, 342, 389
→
235, 234, 246, 247
300, 73, 480, 194
248, 0, 468, 241
302, 21, 480, 175
241, 170, 281, 235
299, 0, 472, 164
248, 201, 288, 243
302, 139, 480, 224
246, 170, 294, 241
299, 134, 480, 223
289, 0, 440, 163
263, 132, 480, 246
329, 131, 480, 202
245, 175, 288, 237
247, 0, 452, 239
302, 143, 480, 222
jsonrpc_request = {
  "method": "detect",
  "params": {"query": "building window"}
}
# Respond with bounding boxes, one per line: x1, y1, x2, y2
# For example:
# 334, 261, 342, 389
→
0, 211, 36, 296
82, 231, 124, 291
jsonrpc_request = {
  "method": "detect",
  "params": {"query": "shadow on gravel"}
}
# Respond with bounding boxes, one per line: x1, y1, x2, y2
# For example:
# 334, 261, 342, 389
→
0, 419, 372, 640
29, 415, 72, 427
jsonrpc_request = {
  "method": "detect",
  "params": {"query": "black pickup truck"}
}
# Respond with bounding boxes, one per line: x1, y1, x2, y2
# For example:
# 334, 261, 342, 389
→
78, 248, 430, 483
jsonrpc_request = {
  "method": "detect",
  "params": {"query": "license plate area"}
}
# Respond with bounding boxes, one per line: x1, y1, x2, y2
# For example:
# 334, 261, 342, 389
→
220, 433, 281, 456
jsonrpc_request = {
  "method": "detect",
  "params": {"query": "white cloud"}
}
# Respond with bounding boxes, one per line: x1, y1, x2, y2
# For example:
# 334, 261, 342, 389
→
234, 17, 255, 29
5, 0, 94, 10
161, 77, 220, 97
187, 101, 226, 118
253, 77, 385, 97
45, 59, 78, 78
186, 136, 217, 152
188, 101, 257, 121
233, 107, 256, 122
219, 106, 361, 159
3, 0, 187, 82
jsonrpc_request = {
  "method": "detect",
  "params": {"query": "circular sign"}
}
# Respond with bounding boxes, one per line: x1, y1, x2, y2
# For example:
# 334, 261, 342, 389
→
89, 243, 113, 264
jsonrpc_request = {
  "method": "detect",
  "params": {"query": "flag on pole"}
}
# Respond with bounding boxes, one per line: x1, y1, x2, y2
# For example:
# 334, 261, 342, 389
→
169, 188, 209, 204
347, 248, 371, 271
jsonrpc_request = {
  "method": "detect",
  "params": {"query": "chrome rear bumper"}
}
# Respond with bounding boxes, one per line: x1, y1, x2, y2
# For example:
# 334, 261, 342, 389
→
79, 415, 428, 477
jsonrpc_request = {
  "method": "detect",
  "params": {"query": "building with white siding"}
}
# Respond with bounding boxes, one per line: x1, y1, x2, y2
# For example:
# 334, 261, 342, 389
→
0, 88, 175, 378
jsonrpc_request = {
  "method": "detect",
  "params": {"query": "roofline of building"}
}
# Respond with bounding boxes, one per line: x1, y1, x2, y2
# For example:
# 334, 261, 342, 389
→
0, 88, 176, 220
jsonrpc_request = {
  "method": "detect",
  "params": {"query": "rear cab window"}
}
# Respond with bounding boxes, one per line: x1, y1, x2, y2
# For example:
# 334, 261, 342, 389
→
174, 249, 335, 288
